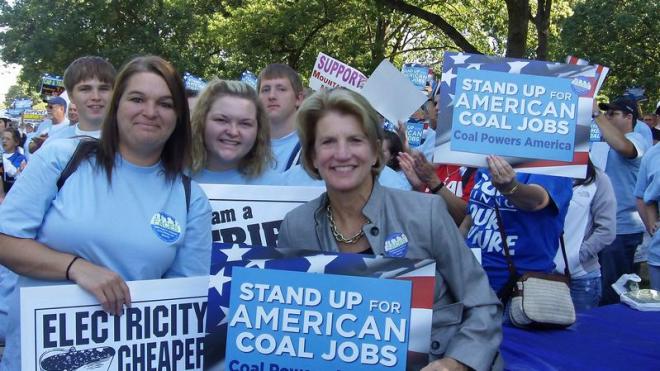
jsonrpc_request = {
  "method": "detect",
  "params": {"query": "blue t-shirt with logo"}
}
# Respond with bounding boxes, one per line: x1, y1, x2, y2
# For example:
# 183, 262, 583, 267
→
465, 170, 572, 292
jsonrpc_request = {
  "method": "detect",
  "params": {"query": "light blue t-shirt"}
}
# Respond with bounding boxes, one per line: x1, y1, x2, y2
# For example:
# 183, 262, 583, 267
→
634, 143, 660, 265
45, 123, 101, 142
0, 139, 212, 370
271, 131, 301, 172
35, 118, 70, 136
636, 120, 653, 145
605, 131, 651, 234
193, 167, 284, 185
282, 164, 412, 191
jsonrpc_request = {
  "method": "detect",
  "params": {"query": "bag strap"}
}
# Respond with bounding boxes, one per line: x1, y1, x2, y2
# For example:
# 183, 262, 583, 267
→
558, 233, 571, 279
493, 202, 520, 303
493, 202, 517, 280
182, 174, 191, 213
57, 137, 98, 190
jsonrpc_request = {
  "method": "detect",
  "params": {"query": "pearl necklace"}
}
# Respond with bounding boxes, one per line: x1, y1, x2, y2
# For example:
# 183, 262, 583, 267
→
326, 205, 370, 245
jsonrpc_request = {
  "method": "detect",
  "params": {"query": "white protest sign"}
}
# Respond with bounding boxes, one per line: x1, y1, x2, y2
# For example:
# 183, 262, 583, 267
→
309, 52, 367, 92
360, 59, 429, 125
21, 276, 208, 370
200, 184, 325, 247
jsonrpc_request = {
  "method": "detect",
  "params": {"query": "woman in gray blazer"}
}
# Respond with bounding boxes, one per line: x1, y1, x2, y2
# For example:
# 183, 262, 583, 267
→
278, 88, 502, 371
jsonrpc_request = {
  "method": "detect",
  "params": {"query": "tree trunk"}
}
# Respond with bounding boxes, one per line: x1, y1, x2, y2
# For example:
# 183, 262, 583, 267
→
534, 0, 552, 60
370, 10, 388, 72
504, 0, 530, 58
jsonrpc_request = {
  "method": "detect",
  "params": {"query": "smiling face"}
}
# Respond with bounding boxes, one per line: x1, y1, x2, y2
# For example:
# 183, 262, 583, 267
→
204, 96, 258, 171
116, 72, 177, 164
312, 111, 377, 195
70, 78, 112, 129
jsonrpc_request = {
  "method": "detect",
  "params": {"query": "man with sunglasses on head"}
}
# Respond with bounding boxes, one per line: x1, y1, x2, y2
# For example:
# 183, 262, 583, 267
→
592, 95, 652, 305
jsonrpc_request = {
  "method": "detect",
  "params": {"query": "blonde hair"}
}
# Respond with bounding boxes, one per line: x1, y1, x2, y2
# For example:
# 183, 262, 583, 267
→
297, 88, 384, 180
191, 79, 273, 177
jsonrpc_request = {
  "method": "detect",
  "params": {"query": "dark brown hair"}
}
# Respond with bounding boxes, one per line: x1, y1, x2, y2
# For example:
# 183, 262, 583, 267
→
97, 55, 191, 182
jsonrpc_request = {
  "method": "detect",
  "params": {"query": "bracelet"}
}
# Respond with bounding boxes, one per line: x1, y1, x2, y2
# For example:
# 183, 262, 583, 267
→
429, 182, 445, 194
65, 256, 80, 281
500, 181, 520, 196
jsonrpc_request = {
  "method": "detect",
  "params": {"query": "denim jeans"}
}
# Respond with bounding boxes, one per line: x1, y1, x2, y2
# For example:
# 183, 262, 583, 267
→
599, 233, 644, 305
570, 275, 602, 311
649, 264, 660, 291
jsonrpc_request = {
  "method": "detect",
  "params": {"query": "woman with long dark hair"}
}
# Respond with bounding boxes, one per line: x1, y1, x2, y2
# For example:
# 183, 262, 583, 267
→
0, 56, 212, 369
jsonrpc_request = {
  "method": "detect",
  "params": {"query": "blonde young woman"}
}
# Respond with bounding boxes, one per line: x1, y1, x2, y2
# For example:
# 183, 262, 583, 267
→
190, 79, 282, 185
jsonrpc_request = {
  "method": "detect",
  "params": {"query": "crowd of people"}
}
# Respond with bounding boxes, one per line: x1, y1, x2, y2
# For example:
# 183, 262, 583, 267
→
0, 54, 658, 370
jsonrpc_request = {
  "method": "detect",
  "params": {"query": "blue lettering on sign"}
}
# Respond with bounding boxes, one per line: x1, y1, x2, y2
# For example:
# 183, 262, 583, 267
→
406, 122, 424, 147
450, 68, 578, 162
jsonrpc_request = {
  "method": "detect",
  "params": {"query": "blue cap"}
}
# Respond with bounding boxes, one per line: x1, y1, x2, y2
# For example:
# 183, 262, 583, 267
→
48, 96, 67, 110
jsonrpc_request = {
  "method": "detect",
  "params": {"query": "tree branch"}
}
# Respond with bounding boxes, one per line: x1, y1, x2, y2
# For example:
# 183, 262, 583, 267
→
377, 0, 481, 54
388, 45, 453, 58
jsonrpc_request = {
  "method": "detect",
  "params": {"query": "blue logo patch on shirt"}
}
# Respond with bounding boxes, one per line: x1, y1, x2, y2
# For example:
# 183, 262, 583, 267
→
384, 232, 409, 257
150, 212, 182, 243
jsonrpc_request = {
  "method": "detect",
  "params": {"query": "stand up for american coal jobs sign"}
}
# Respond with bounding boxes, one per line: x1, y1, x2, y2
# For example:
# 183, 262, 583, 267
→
204, 244, 435, 371
433, 52, 596, 178
226, 268, 411, 371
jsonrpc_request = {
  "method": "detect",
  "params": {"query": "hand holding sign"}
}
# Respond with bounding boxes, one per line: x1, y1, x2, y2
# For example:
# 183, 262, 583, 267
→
69, 258, 131, 316
486, 155, 517, 192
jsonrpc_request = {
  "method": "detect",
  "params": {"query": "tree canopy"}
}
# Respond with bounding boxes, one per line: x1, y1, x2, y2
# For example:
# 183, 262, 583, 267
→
556, 0, 659, 110
1, 0, 657, 107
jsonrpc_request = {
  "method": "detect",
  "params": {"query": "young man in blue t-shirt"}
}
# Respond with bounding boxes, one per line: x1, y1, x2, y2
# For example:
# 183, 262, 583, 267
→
257, 64, 304, 173
593, 95, 652, 304
257, 63, 304, 172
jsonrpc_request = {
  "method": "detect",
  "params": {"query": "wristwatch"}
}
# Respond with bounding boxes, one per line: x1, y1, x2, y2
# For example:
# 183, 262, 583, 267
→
429, 182, 445, 194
